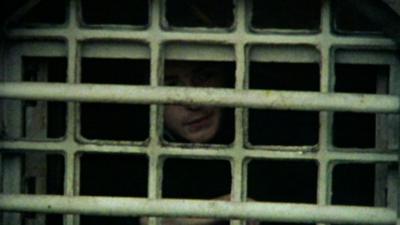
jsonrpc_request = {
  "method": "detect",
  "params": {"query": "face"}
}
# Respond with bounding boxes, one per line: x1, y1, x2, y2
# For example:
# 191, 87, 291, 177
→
164, 62, 226, 143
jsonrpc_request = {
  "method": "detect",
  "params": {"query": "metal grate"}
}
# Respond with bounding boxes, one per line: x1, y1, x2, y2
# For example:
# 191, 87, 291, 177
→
0, 0, 399, 225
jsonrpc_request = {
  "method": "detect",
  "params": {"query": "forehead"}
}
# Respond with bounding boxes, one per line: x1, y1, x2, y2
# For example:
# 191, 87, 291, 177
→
165, 61, 225, 77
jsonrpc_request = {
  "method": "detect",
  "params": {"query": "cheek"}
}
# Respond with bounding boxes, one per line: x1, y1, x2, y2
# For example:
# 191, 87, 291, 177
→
164, 105, 182, 129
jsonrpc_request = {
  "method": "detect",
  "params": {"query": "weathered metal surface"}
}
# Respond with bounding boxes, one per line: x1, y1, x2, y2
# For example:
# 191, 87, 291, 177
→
0, 194, 397, 224
0, 139, 399, 163
82, 42, 150, 59
1, 1, 399, 225
0, 82, 399, 113
5, 28, 397, 50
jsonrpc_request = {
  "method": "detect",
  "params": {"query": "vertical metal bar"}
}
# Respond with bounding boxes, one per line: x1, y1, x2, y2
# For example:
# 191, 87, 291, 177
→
149, 0, 162, 146
149, 41, 161, 148
317, 3, 334, 225
66, 1, 79, 142
318, 0, 333, 209
232, 1, 246, 225
147, 154, 162, 225
65, 0, 79, 224
63, 152, 76, 225
149, 1, 162, 225
234, 38, 248, 150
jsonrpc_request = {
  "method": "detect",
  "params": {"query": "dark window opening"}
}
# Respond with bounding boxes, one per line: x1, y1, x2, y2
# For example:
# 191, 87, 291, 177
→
249, 110, 319, 146
80, 103, 149, 141
249, 62, 320, 146
334, 64, 389, 94
251, 0, 321, 30
333, 64, 389, 148
162, 60, 235, 145
80, 154, 148, 197
81, 0, 148, 26
23, 57, 67, 83
162, 158, 231, 199
81, 58, 149, 85
21, 57, 67, 139
249, 62, 320, 91
17, 152, 65, 225
248, 160, 318, 203
80, 58, 150, 141
332, 164, 375, 206
81, 217, 140, 225
165, 0, 234, 28
260, 223, 313, 225
333, 112, 376, 148
79, 154, 147, 225
45, 154, 64, 225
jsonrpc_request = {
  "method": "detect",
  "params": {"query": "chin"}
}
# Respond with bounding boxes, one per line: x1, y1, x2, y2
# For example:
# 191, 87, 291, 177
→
189, 137, 212, 143
186, 129, 217, 143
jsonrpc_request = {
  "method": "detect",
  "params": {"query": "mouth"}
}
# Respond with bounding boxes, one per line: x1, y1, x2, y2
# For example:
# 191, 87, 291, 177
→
184, 113, 213, 131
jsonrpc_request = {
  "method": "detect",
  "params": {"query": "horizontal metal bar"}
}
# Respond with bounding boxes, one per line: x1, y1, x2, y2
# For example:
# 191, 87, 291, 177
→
328, 150, 400, 163
0, 82, 399, 113
5, 28, 396, 49
1, 140, 398, 163
82, 42, 150, 59
0, 194, 396, 224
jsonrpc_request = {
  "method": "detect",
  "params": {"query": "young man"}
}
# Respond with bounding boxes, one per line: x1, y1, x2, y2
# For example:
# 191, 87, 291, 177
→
140, 61, 258, 225
163, 61, 234, 144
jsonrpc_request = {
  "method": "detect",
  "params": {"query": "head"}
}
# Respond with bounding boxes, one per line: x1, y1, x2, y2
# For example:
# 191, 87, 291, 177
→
163, 61, 229, 143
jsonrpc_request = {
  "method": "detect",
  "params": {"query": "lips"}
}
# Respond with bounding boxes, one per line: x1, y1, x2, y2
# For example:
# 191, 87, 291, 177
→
184, 113, 213, 131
